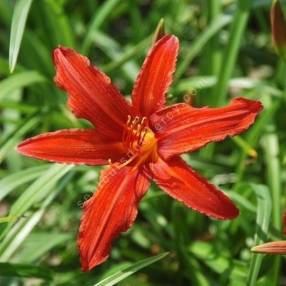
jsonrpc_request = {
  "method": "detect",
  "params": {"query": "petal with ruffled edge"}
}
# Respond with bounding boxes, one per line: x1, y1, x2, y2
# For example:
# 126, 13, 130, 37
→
78, 165, 150, 271
17, 129, 125, 166
147, 156, 239, 220
150, 97, 262, 159
53, 47, 132, 139
132, 35, 179, 117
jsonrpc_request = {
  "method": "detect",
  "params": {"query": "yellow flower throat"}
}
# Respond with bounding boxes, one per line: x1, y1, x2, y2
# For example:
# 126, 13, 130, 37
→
121, 115, 158, 167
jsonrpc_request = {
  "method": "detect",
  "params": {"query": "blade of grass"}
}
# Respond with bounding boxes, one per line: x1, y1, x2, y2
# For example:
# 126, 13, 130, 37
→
207, 0, 222, 76
175, 14, 231, 81
232, 136, 257, 158
212, 3, 250, 106
101, 34, 151, 74
0, 1, 12, 27
0, 262, 52, 280
0, 115, 39, 164
0, 164, 72, 239
246, 184, 272, 286
37, 0, 75, 48
13, 232, 71, 263
9, 0, 34, 73
0, 71, 46, 100
0, 216, 19, 224
0, 165, 50, 201
189, 241, 247, 280
262, 126, 281, 230
173, 76, 258, 94
0, 168, 73, 259
81, 0, 121, 54
8, 165, 72, 225
235, 93, 280, 185
200, 1, 250, 159
95, 252, 169, 286
0, 207, 47, 261
261, 123, 282, 286
93, 31, 147, 80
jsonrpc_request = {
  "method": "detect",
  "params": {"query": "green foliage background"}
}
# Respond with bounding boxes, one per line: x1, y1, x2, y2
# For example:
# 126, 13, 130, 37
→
0, 0, 285, 285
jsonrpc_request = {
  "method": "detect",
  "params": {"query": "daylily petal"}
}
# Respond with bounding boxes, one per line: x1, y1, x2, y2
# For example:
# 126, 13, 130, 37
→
151, 97, 262, 158
78, 165, 150, 271
147, 156, 239, 220
132, 35, 179, 116
17, 129, 125, 165
251, 241, 286, 254
53, 47, 132, 139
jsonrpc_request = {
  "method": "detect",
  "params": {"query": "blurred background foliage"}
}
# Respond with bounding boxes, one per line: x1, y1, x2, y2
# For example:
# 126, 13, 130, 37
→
0, 0, 286, 285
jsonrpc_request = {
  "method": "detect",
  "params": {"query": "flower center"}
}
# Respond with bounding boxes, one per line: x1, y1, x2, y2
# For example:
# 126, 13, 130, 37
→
122, 115, 158, 166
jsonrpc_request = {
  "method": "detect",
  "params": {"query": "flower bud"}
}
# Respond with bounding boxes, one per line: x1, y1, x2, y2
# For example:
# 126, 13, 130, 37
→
270, 0, 286, 60
251, 241, 286, 254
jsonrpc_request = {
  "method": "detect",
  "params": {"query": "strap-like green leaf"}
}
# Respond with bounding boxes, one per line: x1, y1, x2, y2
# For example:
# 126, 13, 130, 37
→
9, 0, 34, 73
95, 252, 169, 286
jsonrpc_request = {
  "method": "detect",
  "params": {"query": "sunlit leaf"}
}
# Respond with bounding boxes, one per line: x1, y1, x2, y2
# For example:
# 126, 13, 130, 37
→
9, 0, 34, 72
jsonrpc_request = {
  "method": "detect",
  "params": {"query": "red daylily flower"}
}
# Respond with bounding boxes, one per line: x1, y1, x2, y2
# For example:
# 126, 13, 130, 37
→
17, 35, 263, 271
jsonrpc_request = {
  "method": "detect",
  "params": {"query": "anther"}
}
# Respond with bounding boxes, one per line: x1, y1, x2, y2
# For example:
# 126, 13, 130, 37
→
136, 123, 141, 135
126, 115, 131, 126
132, 116, 140, 126
141, 117, 147, 126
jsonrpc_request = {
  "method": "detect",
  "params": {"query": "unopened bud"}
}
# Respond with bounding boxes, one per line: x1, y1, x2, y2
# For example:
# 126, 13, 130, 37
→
251, 241, 286, 254
270, 0, 286, 60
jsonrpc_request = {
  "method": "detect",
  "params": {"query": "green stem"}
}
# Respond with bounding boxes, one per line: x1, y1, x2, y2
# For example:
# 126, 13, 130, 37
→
262, 125, 282, 286
212, 7, 249, 106
101, 36, 151, 73
275, 60, 286, 90
200, 3, 249, 160
198, 2, 221, 158
246, 184, 272, 286
175, 15, 231, 81
207, 0, 221, 76
263, 127, 281, 230
234, 95, 279, 188
81, 0, 121, 54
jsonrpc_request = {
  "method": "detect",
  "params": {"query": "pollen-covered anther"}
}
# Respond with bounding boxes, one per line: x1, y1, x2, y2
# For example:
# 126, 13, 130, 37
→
122, 115, 156, 156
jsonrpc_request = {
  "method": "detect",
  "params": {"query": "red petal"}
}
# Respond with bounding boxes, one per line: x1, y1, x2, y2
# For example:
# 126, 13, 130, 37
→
17, 129, 125, 165
147, 157, 239, 220
78, 165, 150, 271
150, 97, 263, 158
251, 241, 286, 254
132, 35, 179, 116
53, 47, 132, 139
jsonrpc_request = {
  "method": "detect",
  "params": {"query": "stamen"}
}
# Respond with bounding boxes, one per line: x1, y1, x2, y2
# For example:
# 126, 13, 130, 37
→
141, 117, 147, 126
116, 155, 137, 169
122, 115, 132, 145
139, 127, 148, 146
132, 116, 139, 127
127, 115, 131, 125
122, 115, 156, 159
136, 124, 141, 136
108, 158, 112, 165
